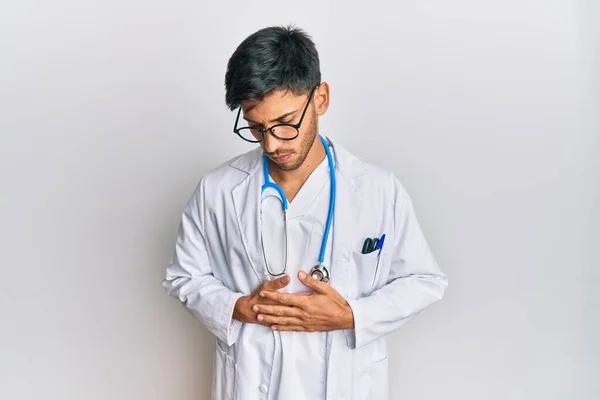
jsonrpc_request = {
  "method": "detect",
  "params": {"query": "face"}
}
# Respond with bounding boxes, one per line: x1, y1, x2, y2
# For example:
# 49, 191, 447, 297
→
240, 84, 329, 171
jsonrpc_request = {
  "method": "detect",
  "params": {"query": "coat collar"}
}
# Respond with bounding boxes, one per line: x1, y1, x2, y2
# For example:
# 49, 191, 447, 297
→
230, 136, 366, 291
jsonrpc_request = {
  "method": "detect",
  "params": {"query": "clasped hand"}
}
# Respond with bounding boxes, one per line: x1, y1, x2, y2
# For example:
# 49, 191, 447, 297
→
233, 271, 354, 332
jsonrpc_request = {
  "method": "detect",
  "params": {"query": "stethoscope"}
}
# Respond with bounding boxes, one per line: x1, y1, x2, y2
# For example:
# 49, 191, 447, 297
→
259, 135, 335, 282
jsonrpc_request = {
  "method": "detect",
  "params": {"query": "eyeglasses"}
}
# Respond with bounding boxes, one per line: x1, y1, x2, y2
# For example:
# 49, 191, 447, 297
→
233, 86, 318, 143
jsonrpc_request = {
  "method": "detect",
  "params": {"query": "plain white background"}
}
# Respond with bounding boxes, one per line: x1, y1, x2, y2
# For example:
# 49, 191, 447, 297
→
1, 1, 598, 399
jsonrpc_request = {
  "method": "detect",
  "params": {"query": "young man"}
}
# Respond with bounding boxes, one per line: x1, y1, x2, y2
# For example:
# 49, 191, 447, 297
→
163, 25, 447, 400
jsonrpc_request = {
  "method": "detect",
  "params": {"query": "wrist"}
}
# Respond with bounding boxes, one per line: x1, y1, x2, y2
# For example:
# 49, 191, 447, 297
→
233, 295, 249, 323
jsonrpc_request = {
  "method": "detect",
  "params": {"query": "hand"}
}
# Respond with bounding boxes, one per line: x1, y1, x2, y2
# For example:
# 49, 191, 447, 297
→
255, 271, 355, 332
232, 275, 291, 324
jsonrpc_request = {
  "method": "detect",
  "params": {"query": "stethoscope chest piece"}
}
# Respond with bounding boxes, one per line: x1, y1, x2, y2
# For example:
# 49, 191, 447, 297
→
310, 263, 330, 283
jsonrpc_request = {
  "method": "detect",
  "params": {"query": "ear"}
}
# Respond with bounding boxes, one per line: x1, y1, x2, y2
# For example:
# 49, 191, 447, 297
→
314, 82, 330, 116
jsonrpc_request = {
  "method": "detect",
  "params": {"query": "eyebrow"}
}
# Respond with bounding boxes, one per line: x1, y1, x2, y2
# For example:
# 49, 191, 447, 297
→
243, 109, 299, 125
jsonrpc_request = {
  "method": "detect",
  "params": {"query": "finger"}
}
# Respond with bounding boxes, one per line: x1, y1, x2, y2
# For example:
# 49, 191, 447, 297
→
260, 290, 303, 307
258, 292, 311, 305
253, 304, 302, 318
253, 293, 309, 309
261, 275, 290, 291
257, 298, 285, 306
298, 271, 330, 294
256, 314, 303, 326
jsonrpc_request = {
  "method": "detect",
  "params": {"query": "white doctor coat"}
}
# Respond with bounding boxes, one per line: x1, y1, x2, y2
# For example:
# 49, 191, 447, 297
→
262, 155, 333, 399
163, 137, 448, 400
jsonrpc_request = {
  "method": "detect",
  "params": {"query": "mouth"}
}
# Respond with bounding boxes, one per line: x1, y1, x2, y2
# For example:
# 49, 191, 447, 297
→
270, 153, 293, 163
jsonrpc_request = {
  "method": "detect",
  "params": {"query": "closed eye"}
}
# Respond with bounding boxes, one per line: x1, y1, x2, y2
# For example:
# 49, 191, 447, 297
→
249, 119, 294, 129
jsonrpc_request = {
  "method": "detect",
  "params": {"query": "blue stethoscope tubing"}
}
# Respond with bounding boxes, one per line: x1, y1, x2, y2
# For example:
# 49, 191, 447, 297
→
260, 135, 335, 282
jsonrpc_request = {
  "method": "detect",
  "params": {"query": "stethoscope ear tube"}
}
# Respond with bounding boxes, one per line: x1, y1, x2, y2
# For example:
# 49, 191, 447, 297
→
311, 135, 336, 282
361, 238, 372, 254
361, 237, 380, 254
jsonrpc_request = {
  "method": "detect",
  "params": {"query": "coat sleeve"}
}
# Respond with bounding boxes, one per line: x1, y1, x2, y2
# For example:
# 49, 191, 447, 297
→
163, 178, 245, 346
344, 179, 448, 349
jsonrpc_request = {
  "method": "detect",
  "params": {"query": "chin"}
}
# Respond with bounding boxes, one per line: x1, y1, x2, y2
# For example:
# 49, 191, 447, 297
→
276, 158, 302, 171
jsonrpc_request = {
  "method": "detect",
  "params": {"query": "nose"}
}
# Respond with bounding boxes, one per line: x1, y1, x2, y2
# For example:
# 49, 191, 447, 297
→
262, 130, 282, 154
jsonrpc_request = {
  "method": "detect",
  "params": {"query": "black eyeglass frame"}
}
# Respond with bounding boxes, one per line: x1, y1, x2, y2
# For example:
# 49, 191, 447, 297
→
232, 85, 319, 143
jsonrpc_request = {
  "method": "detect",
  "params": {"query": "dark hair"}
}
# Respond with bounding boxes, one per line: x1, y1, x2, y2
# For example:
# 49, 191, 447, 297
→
224, 25, 321, 110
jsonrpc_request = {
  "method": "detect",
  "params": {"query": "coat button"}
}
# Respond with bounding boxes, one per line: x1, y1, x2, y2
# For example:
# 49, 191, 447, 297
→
259, 384, 268, 393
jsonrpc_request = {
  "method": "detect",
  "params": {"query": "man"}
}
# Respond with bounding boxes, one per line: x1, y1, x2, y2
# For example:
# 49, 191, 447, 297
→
163, 25, 447, 400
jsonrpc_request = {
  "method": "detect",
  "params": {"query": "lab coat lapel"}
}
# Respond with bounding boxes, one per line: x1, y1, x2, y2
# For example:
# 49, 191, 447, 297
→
228, 139, 367, 290
231, 148, 264, 283
328, 139, 366, 298
324, 138, 367, 400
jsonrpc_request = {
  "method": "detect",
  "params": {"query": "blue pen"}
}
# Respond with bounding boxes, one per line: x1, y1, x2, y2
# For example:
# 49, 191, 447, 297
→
376, 234, 386, 256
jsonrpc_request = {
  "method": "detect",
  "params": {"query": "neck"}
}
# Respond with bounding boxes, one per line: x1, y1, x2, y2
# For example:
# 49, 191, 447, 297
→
269, 136, 326, 185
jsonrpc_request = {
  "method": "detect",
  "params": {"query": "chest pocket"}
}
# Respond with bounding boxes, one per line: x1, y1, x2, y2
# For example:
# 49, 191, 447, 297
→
350, 250, 382, 297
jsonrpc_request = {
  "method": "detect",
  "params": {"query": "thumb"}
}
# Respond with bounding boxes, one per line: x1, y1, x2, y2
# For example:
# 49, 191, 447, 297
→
298, 270, 329, 293
263, 274, 290, 291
